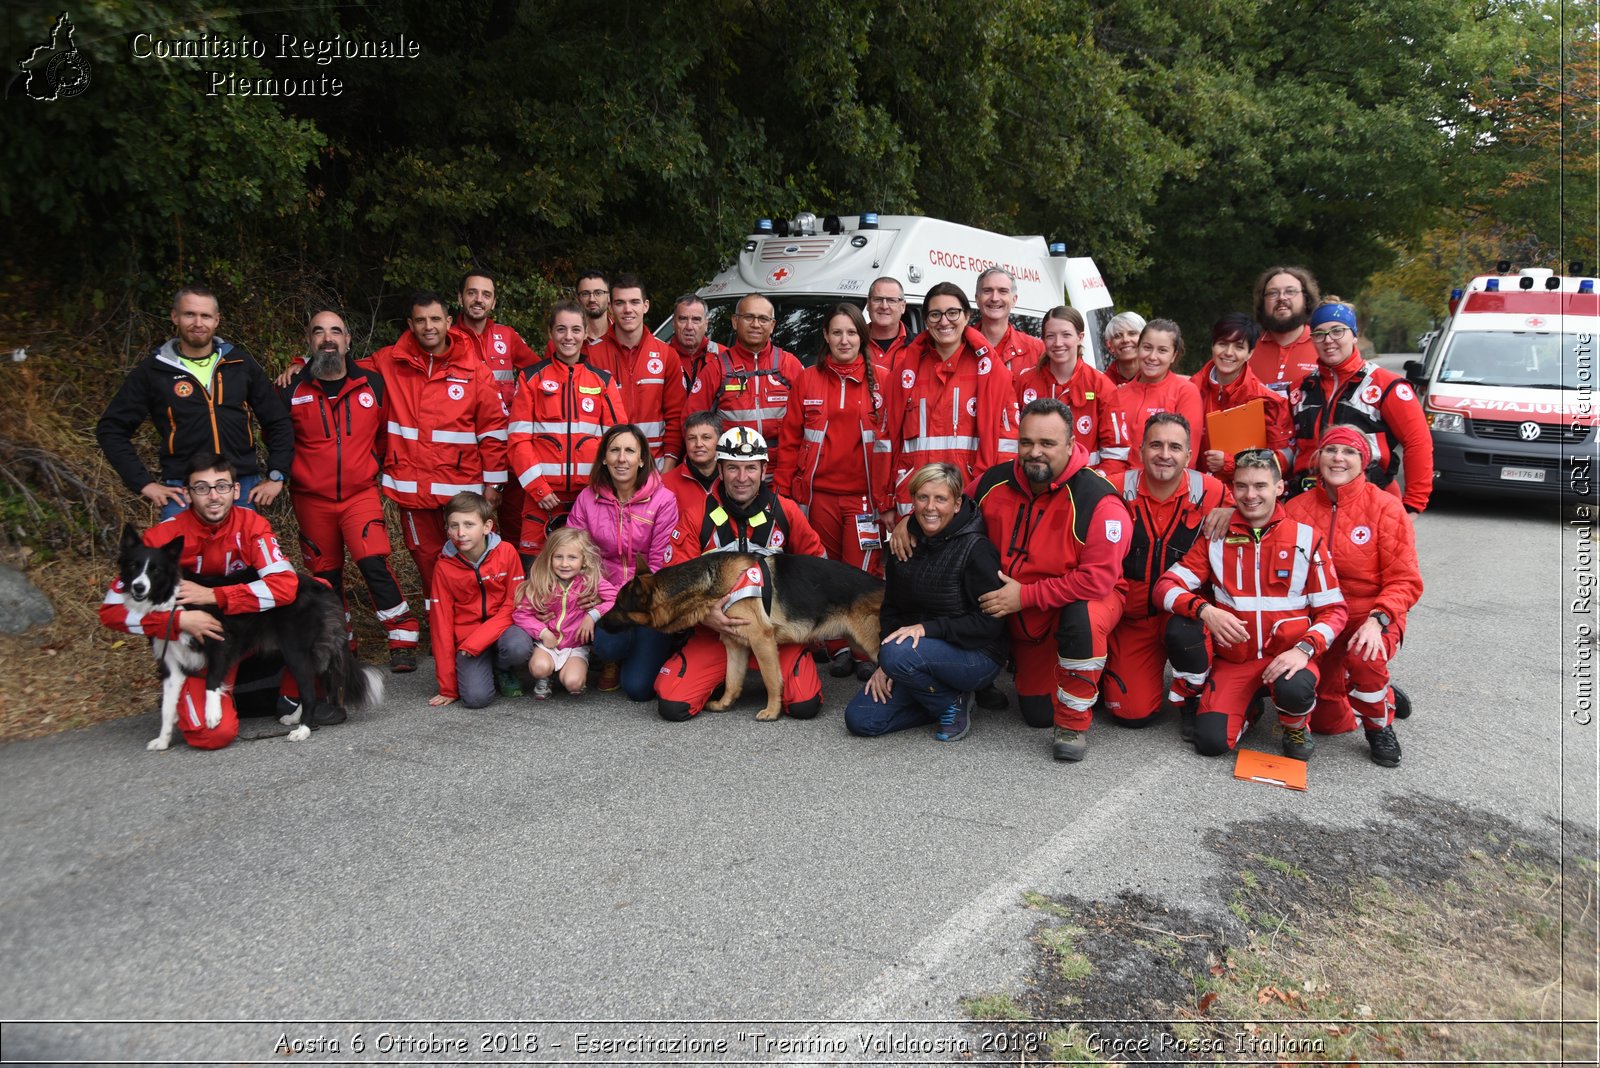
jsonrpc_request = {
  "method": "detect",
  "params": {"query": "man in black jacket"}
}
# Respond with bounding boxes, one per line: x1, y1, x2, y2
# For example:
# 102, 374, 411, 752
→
97, 285, 294, 519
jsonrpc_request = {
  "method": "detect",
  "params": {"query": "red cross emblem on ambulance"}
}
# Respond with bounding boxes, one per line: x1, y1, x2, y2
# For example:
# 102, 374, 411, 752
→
1526, 316, 1546, 327
767, 266, 792, 286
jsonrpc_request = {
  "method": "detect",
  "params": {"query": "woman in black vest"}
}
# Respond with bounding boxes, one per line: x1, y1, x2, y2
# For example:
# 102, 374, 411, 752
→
845, 463, 1008, 741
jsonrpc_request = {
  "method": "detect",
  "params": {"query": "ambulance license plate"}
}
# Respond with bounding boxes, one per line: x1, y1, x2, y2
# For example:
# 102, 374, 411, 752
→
1501, 467, 1546, 483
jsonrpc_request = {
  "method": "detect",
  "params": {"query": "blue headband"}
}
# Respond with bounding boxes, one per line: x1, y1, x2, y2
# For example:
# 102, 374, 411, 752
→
1309, 303, 1358, 331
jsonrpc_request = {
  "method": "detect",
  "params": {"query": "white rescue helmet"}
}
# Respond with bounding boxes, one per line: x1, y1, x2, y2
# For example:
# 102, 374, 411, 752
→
716, 426, 768, 462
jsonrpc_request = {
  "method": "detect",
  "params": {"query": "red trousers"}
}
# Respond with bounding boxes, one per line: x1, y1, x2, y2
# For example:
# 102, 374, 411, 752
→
1102, 612, 1205, 722
172, 672, 239, 750
1200, 656, 1321, 751
805, 490, 884, 577
655, 628, 821, 718
1012, 594, 1122, 730
1310, 625, 1402, 734
498, 479, 526, 551
293, 488, 417, 649
398, 506, 446, 609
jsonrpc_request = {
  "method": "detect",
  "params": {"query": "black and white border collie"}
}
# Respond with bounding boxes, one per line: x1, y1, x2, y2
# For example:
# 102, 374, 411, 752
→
115, 524, 385, 750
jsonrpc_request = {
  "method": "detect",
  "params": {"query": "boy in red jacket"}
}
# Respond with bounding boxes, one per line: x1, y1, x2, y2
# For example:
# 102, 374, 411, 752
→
428, 492, 529, 709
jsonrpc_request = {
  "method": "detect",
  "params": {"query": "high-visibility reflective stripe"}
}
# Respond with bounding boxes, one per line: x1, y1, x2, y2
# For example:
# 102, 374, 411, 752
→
1307, 588, 1343, 607
1056, 688, 1097, 712
432, 430, 478, 444
1101, 445, 1129, 461
382, 475, 419, 493
482, 470, 508, 483
492, 369, 516, 381
1309, 622, 1339, 646
524, 463, 593, 477
519, 420, 607, 436
1171, 669, 1208, 685
1213, 589, 1310, 612
430, 482, 482, 495
874, 439, 893, 453
375, 600, 412, 621
747, 406, 787, 422
802, 428, 827, 444
1161, 587, 1184, 613
1087, 449, 1102, 464
637, 378, 664, 386
636, 420, 666, 438
387, 628, 419, 643
1169, 563, 1201, 590
1350, 685, 1388, 703
1290, 524, 1312, 595
387, 421, 419, 440
478, 428, 508, 442
257, 558, 294, 577
1058, 656, 1107, 671
508, 421, 533, 435
1185, 470, 1206, 504
997, 438, 1017, 455
246, 579, 276, 610
902, 434, 980, 452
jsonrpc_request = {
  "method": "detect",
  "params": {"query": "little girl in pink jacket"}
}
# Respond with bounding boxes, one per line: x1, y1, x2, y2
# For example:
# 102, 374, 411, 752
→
511, 528, 618, 698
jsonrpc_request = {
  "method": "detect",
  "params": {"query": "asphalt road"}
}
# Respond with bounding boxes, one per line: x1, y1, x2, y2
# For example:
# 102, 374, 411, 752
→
2, 415, 1594, 1063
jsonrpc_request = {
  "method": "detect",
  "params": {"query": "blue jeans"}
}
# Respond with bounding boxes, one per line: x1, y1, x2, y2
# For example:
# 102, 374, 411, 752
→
590, 626, 675, 702
844, 637, 1001, 737
160, 474, 261, 521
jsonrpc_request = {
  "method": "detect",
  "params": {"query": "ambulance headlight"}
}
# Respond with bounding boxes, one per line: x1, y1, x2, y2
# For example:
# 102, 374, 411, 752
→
1428, 411, 1465, 434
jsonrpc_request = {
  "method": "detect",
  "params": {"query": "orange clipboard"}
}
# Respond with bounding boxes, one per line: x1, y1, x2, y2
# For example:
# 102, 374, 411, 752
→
1205, 398, 1268, 455
1233, 748, 1308, 791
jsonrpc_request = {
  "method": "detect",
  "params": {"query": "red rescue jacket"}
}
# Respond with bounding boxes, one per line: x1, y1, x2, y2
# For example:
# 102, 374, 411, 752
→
585, 330, 688, 463
1116, 468, 1228, 620
428, 534, 522, 698
772, 356, 892, 514
1289, 353, 1434, 513
368, 327, 510, 510
1189, 361, 1295, 479
1097, 373, 1205, 477
1283, 471, 1422, 632
280, 361, 386, 502
969, 443, 1131, 644
984, 323, 1045, 375
456, 319, 538, 411
1155, 505, 1347, 663
884, 326, 1018, 509
100, 508, 299, 639
1250, 325, 1319, 394
1014, 358, 1114, 465
507, 357, 629, 500
686, 341, 805, 465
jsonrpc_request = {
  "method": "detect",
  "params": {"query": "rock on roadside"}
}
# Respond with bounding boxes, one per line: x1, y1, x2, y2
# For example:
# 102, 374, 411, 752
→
0, 564, 55, 634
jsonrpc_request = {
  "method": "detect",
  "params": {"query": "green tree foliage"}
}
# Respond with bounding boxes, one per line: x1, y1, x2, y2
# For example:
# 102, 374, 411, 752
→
4, 0, 1508, 350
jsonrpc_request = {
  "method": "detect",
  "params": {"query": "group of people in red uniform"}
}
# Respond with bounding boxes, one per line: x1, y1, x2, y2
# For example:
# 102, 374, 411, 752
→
97, 264, 1427, 768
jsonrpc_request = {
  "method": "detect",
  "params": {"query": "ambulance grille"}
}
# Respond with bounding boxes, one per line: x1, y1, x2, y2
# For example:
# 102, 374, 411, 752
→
760, 239, 836, 261
1471, 418, 1590, 444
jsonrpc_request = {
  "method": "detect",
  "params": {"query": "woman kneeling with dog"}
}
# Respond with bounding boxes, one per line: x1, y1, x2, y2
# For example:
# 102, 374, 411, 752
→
845, 463, 1007, 742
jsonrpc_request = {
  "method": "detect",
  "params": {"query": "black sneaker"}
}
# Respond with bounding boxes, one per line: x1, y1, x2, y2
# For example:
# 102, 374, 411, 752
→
1281, 725, 1315, 761
935, 693, 973, 742
1392, 685, 1412, 720
1366, 725, 1402, 767
855, 660, 877, 681
1178, 697, 1198, 743
975, 684, 1008, 711
390, 647, 417, 674
828, 649, 857, 677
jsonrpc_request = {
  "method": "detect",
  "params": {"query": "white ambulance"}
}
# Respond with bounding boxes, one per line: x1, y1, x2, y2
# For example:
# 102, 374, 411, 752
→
1407, 267, 1599, 502
659, 212, 1117, 368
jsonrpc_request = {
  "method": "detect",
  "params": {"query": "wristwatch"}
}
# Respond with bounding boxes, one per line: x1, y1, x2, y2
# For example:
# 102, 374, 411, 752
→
267, 470, 285, 482
1370, 609, 1392, 632
1293, 640, 1316, 658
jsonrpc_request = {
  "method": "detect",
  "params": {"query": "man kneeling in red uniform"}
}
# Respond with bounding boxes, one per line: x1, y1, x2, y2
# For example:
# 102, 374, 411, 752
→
1154, 450, 1346, 760
657, 427, 828, 722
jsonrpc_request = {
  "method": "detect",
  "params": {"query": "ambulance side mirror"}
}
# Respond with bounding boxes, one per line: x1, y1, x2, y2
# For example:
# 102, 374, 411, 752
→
1403, 359, 1426, 387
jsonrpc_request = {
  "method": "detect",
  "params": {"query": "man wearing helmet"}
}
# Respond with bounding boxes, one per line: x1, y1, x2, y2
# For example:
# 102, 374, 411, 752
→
657, 427, 828, 722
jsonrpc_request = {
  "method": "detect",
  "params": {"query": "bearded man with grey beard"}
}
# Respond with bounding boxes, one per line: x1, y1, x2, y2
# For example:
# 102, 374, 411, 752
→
279, 309, 421, 673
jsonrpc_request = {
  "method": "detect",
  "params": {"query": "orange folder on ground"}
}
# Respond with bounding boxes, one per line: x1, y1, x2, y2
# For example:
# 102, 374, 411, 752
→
1233, 748, 1308, 791
1205, 398, 1268, 456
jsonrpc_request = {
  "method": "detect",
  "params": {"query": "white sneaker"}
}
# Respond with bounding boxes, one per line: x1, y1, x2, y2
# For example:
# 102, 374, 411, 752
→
532, 678, 553, 700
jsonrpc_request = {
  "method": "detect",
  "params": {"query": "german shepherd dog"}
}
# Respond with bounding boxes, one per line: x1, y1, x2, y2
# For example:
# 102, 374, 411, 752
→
600, 553, 884, 720
116, 524, 385, 749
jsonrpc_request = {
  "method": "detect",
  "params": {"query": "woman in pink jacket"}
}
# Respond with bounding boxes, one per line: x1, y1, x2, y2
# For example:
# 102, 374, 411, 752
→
567, 423, 680, 699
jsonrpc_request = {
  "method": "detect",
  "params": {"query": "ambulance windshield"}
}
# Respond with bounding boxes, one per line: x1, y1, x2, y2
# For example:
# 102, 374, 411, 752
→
1436, 331, 1589, 390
